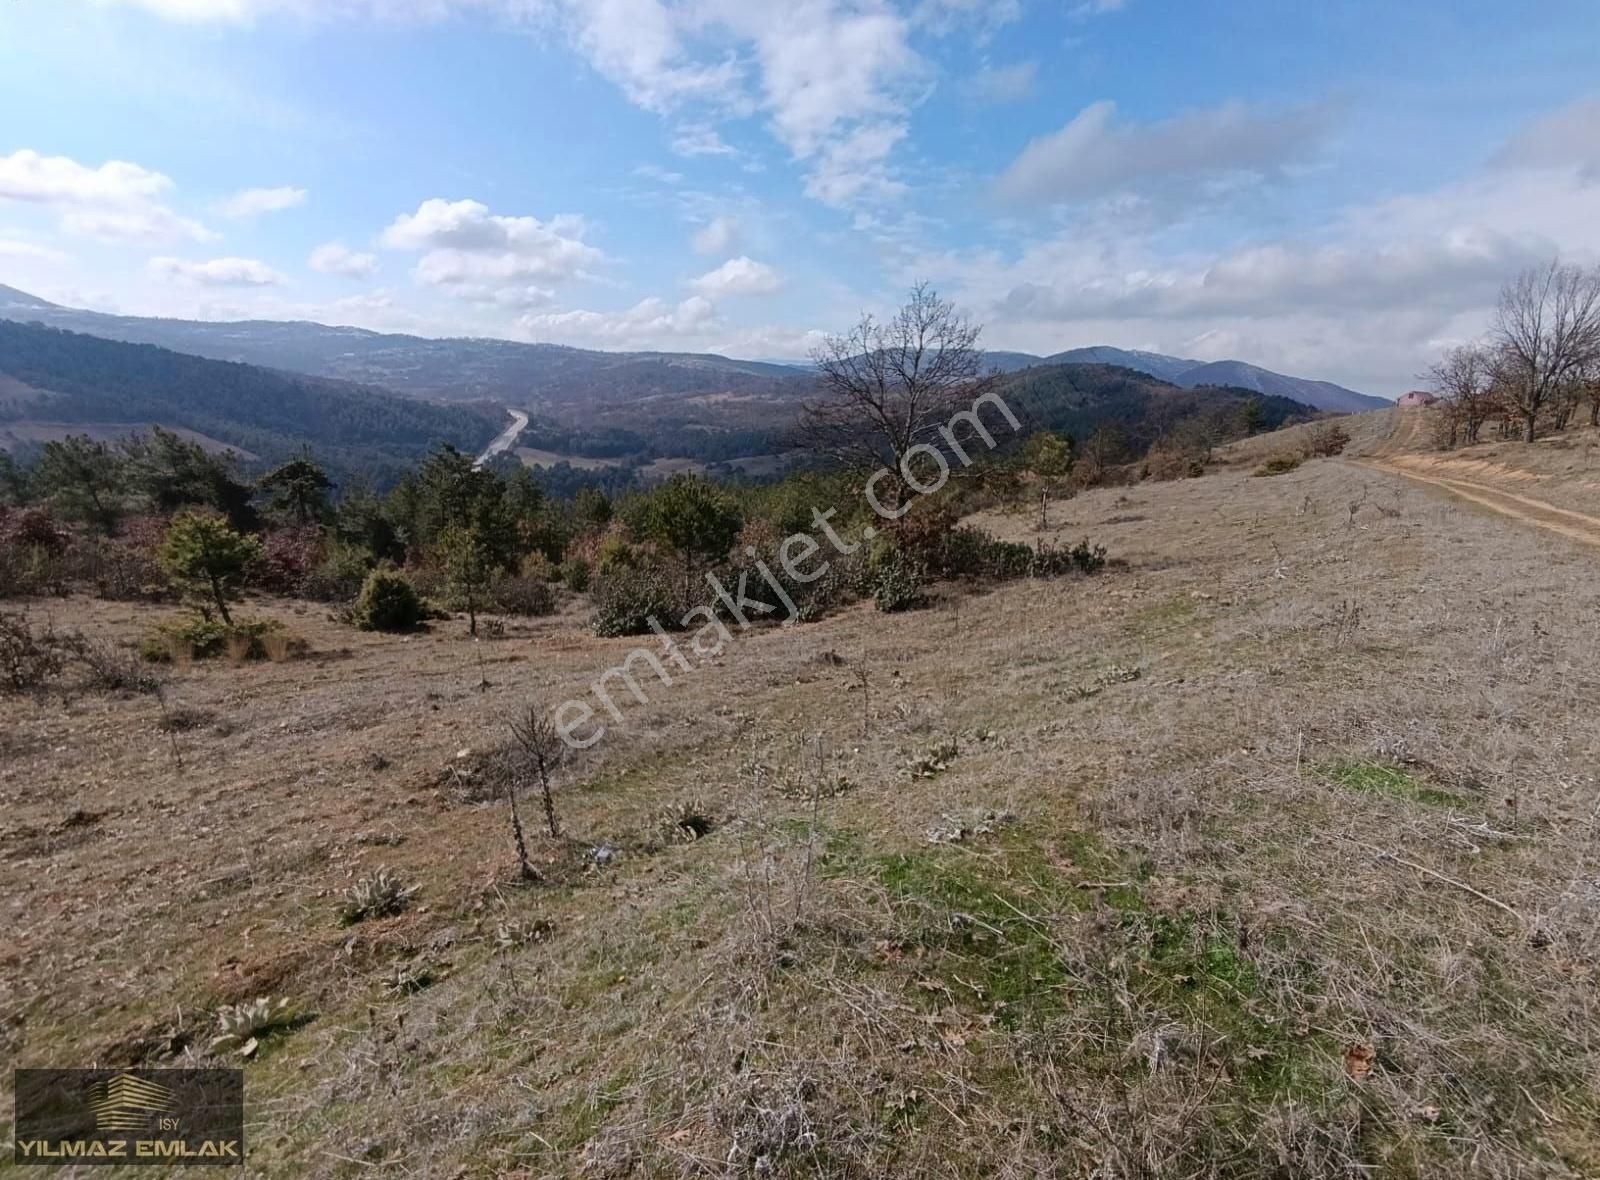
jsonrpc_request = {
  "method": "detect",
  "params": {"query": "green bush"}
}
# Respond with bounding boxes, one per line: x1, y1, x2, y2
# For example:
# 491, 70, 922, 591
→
560, 557, 592, 593
300, 543, 374, 603
592, 569, 681, 637
352, 569, 426, 633
1253, 454, 1303, 477
871, 548, 926, 613
139, 617, 284, 662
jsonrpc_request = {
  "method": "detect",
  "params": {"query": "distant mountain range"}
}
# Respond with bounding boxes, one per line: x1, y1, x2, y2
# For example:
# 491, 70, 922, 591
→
0, 318, 499, 482
0, 284, 804, 409
0, 284, 1386, 415
983, 346, 1387, 414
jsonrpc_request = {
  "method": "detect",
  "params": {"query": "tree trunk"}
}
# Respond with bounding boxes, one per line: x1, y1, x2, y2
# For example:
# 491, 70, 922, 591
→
1524, 412, 1537, 444
210, 575, 232, 624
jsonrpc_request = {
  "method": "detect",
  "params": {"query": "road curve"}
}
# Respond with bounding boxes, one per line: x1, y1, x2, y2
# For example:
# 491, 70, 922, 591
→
474, 409, 529, 469
1358, 456, 1600, 549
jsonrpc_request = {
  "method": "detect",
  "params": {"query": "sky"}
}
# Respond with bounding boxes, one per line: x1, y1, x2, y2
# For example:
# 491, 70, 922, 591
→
0, 1, 1597, 395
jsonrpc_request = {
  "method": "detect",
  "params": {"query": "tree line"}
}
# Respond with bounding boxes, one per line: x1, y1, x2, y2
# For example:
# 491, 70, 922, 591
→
1428, 260, 1600, 446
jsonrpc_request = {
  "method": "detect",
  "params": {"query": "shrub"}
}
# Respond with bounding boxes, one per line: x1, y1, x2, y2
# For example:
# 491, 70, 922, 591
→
251, 526, 324, 594
139, 617, 285, 663
519, 552, 557, 582
0, 612, 65, 692
209, 996, 302, 1056
1144, 442, 1206, 482
84, 539, 170, 602
560, 557, 592, 593
0, 506, 69, 554
486, 572, 555, 617
299, 542, 373, 603
1305, 421, 1352, 457
1253, 454, 1304, 477
592, 569, 681, 637
60, 633, 160, 693
871, 548, 926, 613
595, 532, 641, 575
352, 569, 426, 633
338, 868, 419, 925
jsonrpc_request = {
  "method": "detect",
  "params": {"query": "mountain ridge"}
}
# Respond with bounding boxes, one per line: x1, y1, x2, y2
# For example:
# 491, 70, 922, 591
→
0, 283, 1386, 414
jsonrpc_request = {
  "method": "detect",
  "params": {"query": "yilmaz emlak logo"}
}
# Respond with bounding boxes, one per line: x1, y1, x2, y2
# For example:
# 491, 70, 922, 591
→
13, 1069, 244, 1166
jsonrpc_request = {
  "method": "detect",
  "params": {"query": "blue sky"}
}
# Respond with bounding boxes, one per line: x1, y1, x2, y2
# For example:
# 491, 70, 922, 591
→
1, 0, 1596, 394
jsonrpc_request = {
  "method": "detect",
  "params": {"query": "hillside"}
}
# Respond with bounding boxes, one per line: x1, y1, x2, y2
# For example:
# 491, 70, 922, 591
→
996, 361, 1310, 450
0, 284, 809, 409
0, 318, 500, 480
0, 285, 1385, 416
5, 445, 1598, 1175
988, 342, 1388, 413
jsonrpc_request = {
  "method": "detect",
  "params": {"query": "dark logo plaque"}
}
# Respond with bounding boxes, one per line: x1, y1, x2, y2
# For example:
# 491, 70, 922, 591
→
14, 1069, 243, 1166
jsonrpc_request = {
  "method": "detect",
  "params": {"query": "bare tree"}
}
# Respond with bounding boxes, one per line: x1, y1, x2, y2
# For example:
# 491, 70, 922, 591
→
1427, 343, 1496, 447
1491, 260, 1600, 442
508, 703, 565, 857
801, 283, 999, 511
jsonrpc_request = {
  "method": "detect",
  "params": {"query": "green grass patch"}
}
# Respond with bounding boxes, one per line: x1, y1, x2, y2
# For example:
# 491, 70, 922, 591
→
834, 826, 1331, 1104
1320, 759, 1466, 807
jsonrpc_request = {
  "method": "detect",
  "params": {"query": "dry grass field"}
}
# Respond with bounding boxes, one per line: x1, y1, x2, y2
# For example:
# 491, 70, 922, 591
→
5, 438, 1600, 1177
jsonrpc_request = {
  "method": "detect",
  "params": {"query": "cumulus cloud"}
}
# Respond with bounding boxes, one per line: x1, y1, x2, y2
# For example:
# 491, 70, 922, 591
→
382, 197, 602, 302
929, 142, 1600, 394
0, 148, 216, 243
997, 99, 1333, 204
308, 241, 377, 278
690, 214, 739, 256
220, 185, 307, 217
149, 255, 286, 286
94, 1, 927, 212
688, 255, 782, 296
0, 149, 173, 204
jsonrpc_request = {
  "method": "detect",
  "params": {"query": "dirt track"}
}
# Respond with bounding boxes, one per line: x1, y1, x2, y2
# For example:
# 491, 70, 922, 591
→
1359, 407, 1600, 549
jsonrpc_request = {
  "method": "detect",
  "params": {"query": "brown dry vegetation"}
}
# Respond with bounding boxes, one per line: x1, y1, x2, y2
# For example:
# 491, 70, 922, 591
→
4, 443, 1600, 1178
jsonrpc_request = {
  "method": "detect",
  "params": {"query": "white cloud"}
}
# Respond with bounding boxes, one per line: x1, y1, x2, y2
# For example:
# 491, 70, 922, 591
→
61, 207, 218, 244
690, 214, 739, 255
517, 294, 717, 344
92, 2, 925, 211
688, 255, 782, 296
0, 238, 66, 262
635, 163, 685, 184
671, 124, 736, 157
567, 0, 744, 112
997, 99, 1332, 204
0, 149, 173, 205
925, 132, 1600, 395
149, 255, 286, 286
382, 197, 602, 300
1491, 97, 1600, 179
803, 120, 907, 205
962, 61, 1036, 104
308, 240, 378, 278
220, 185, 307, 217
1071, 0, 1126, 16
0, 148, 217, 243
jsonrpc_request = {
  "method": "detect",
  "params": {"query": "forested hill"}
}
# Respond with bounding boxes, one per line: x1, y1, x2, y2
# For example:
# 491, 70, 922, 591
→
996, 362, 1310, 452
0, 319, 501, 480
